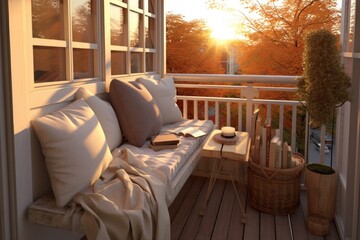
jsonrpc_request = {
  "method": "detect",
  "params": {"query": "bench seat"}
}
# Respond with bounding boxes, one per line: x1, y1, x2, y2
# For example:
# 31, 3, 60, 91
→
28, 119, 214, 232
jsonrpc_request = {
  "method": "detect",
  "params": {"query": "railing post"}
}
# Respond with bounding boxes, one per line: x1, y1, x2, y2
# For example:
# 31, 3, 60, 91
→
241, 83, 258, 133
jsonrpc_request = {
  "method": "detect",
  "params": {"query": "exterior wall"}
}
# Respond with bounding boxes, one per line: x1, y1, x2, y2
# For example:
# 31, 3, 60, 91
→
6, 0, 165, 239
337, 0, 360, 239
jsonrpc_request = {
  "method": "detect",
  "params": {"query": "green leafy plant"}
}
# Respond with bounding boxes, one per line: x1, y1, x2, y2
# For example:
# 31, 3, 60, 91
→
297, 29, 351, 127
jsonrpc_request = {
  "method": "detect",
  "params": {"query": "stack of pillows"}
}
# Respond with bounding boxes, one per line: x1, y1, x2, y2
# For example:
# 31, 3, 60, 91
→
32, 76, 183, 207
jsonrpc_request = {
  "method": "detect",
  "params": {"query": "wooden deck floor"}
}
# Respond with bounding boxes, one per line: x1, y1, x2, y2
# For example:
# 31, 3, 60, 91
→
169, 175, 340, 240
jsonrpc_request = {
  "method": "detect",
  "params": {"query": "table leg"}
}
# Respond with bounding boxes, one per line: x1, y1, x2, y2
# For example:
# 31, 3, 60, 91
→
231, 178, 247, 223
199, 158, 224, 216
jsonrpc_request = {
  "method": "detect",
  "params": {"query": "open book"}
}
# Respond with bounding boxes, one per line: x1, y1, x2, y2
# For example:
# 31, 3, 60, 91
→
169, 126, 206, 138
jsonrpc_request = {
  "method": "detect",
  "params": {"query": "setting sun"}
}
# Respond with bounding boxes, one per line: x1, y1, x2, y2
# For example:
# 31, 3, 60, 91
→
207, 11, 240, 40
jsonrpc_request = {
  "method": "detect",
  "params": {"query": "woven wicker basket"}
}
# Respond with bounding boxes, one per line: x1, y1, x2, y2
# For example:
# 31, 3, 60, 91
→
248, 153, 305, 215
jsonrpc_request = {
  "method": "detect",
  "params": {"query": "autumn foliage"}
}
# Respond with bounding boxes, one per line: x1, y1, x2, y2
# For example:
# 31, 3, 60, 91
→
166, 1, 341, 146
166, 14, 226, 74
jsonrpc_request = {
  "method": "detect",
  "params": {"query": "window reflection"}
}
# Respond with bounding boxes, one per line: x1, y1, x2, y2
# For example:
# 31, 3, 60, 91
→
32, 0, 65, 39
72, 0, 96, 43
111, 51, 127, 75
145, 17, 154, 48
33, 46, 66, 83
130, 12, 141, 47
110, 4, 127, 46
147, 0, 154, 14
73, 49, 94, 79
131, 52, 142, 73
349, 0, 355, 51
146, 53, 154, 72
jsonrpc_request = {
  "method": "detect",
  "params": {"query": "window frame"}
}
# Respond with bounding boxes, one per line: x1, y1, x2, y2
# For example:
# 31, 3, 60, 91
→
105, 0, 157, 83
30, 0, 103, 88
29, 0, 158, 90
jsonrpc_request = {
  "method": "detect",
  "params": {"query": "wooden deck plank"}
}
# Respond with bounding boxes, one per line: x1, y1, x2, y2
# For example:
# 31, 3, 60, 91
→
168, 175, 195, 221
175, 176, 209, 240
212, 181, 236, 240
227, 183, 245, 240
275, 215, 292, 240
170, 177, 206, 240
195, 180, 226, 239
260, 213, 276, 240
300, 191, 325, 240
325, 222, 340, 240
169, 176, 340, 240
243, 202, 260, 240
290, 205, 310, 240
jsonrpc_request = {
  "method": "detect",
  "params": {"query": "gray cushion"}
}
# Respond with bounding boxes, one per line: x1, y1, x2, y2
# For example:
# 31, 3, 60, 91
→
137, 77, 183, 125
109, 79, 162, 147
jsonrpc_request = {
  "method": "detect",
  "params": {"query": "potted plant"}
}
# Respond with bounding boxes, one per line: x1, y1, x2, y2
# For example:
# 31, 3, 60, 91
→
297, 29, 351, 235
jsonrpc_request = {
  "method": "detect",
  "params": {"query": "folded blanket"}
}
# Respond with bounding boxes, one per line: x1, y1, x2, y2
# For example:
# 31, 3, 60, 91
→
74, 148, 170, 240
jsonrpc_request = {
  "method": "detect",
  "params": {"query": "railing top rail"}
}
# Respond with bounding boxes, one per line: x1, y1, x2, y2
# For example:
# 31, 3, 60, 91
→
175, 83, 297, 92
176, 95, 303, 106
167, 74, 300, 84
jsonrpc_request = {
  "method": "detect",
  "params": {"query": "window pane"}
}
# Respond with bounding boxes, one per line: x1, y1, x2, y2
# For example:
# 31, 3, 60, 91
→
73, 49, 94, 79
349, 0, 355, 51
147, 0, 155, 14
131, 52, 142, 73
130, 12, 142, 47
72, 0, 96, 43
145, 17, 155, 48
130, 0, 143, 9
32, 0, 64, 39
111, 51, 127, 75
33, 46, 66, 83
110, 4, 127, 46
146, 53, 154, 72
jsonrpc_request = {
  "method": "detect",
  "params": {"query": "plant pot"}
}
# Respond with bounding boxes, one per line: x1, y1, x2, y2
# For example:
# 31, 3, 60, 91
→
305, 163, 336, 235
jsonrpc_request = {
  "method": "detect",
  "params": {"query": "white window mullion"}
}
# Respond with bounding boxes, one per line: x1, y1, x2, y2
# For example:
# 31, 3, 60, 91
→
93, 0, 101, 79
142, 12, 146, 73
64, 0, 73, 82
104, 0, 112, 85
126, 7, 131, 74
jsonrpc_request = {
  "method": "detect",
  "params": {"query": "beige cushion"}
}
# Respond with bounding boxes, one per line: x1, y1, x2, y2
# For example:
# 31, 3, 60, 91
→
109, 79, 162, 147
138, 77, 183, 125
75, 87, 122, 150
32, 99, 113, 207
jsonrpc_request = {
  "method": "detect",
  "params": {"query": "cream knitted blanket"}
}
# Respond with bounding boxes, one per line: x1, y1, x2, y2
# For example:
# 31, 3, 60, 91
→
74, 148, 170, 240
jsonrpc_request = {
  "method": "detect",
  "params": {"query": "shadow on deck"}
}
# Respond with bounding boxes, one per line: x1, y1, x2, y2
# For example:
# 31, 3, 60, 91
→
169, 175, 340, 240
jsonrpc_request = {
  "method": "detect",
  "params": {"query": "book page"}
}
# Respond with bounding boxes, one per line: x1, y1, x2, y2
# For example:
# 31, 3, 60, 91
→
169, 126, 206, 138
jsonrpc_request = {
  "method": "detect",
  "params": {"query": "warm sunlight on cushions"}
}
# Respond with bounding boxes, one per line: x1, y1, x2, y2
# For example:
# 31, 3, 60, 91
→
109, 79, 162, 147
32, 99, 112, 207
137, 77, 183, 125
75, 87, 122, 150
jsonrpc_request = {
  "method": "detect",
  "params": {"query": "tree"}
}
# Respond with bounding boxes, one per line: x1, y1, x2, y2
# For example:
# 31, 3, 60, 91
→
166, 14, 225, 74
208, 0, 340, 75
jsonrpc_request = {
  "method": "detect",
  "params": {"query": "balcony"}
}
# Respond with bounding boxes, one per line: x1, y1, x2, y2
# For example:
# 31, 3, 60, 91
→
167, 73, 340, 239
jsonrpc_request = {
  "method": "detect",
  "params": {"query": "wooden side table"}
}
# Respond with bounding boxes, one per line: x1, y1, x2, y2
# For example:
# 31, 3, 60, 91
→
200, 129, 251, 223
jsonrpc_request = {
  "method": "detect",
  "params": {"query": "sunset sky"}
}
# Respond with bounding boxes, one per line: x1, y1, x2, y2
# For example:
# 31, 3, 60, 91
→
166, 0, 343, 40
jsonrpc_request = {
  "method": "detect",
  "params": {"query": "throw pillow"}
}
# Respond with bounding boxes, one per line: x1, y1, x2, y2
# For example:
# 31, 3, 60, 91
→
75, 87, 122, 150
137, 77, 183, 125
32, 99, 113, 207
109, 79, 162, 147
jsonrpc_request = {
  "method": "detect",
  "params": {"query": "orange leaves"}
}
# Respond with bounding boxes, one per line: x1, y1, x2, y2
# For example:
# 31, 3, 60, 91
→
166, 14, 226, 74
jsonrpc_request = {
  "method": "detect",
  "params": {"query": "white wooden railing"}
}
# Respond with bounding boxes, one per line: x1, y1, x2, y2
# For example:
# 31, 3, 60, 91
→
167, 74, 317, 163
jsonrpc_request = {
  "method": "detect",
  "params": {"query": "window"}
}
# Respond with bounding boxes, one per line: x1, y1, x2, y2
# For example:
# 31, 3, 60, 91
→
31, 0, 157, 85
31, 0, 99, 84
109, 0, 156, 76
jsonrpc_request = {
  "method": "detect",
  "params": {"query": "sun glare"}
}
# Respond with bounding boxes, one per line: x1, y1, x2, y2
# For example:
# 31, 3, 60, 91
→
207, 11, 241, 41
